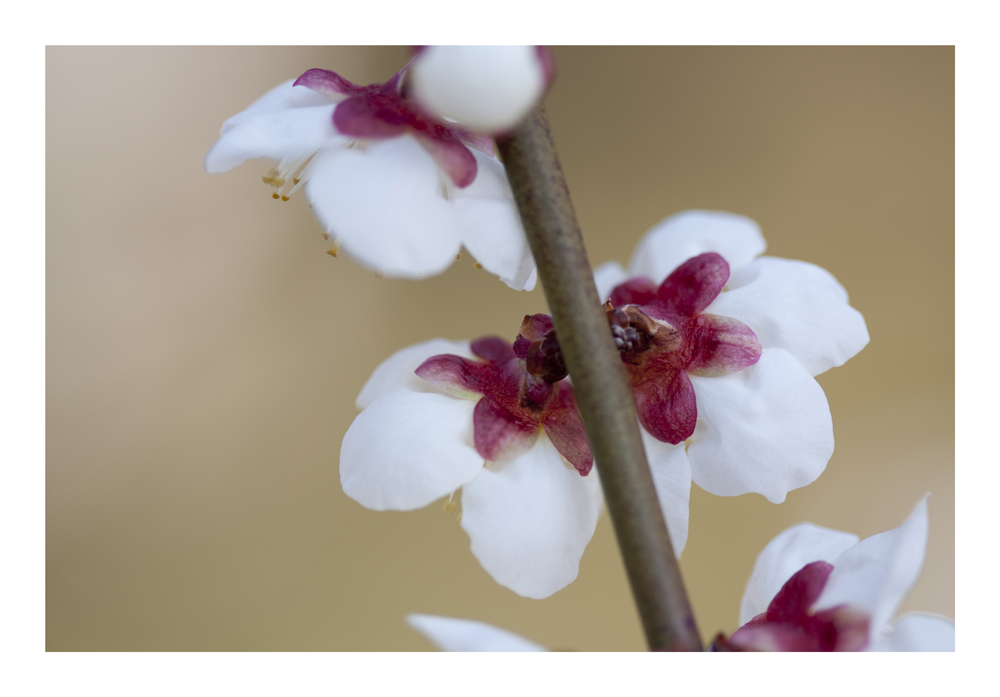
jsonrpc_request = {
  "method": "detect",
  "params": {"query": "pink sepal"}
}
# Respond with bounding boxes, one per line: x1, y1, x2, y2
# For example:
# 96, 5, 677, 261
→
631, 356, 697, 444
333, 93, 411, 139
769, 560, 833, 620
294, 68, 372, 99
473, 397, 538, 462
471, 336, 516, 364
682, 314, 762, 377
608, 277, 658, 307
542, 385, 593, 475
414, 130, 479, 188
414, 353, 484, 396
657, 252, 729, 319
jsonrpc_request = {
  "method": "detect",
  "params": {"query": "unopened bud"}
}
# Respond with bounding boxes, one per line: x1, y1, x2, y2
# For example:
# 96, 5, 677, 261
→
409, 46, 553, 134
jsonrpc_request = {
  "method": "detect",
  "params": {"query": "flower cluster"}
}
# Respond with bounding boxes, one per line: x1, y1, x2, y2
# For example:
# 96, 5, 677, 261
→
339, 211, 870, 599
207, 48, 951, 652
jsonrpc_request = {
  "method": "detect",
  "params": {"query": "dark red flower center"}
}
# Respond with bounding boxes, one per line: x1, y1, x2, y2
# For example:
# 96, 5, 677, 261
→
415, 317, 591, 475
604, 253, 762, 444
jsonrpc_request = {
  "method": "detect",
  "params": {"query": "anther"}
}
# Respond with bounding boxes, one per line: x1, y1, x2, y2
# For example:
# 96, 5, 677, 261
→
606, 304, 680, 359
263, 155, 314, 200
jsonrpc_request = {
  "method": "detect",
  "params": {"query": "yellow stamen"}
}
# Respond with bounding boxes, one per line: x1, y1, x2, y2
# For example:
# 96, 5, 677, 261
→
262, 155, 314, 200
262, 169, 286, 188
326, 239, 341, 257
473, 262, 483, 270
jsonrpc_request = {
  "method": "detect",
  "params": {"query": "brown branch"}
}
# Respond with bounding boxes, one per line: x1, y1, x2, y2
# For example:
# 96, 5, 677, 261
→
497, 107, 702, 651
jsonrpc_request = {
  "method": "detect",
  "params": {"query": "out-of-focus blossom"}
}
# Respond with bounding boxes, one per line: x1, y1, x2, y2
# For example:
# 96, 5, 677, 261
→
340, 317, 608, 599
595, 210, 869, 503
409, 46, 554, 134
407, 613, 546, 652
713, 496, 954, 651
205, 62, 535, 289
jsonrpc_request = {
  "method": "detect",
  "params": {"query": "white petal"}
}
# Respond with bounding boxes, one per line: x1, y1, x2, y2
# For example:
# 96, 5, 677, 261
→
222, 80, 335, 128
340, 390, 482, 511
451, 152, 535, 291
593, 261, 629, 303
867, 613, 955, 652
687, 348, 834, 503
460, 434, 602, 598
739, 523, 859, 626
816, 496, 931, 636
628, 210, 767, 284
355, 339, 474, 410
407, 614, 546, 652
410, 46, 546, 133
305, 137, 462, 279
640, 429, 691, 556
523, 267, 538, 292
204, 104, 342, 173
706, 257, 869, 376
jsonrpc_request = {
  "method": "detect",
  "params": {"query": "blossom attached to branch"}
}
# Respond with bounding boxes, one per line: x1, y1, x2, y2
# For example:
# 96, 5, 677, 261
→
205, 62, 535, 289
595, 210, 869, 503
339, 317, 616, 599
713, 496, 954, 651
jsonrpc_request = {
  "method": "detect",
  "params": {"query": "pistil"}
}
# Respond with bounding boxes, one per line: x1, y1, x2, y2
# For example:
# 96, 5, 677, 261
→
604, 302, 680, 364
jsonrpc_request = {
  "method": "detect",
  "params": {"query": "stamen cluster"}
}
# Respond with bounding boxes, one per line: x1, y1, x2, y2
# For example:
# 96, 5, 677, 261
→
604, 302, 680, 364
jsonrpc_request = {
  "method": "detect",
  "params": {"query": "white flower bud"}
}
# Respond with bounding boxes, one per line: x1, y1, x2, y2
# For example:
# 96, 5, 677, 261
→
409, 46, 550, 134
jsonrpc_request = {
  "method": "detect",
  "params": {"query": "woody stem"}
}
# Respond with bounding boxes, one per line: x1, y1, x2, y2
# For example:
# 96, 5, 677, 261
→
497, 107, 703, 651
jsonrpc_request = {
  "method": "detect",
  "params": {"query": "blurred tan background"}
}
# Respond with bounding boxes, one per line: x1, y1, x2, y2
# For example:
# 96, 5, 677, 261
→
46, 46, 953, 651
